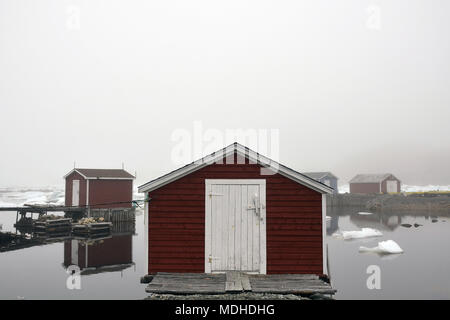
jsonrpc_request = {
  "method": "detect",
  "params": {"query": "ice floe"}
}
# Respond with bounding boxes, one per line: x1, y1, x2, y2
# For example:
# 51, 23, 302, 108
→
357, 212, 374, 216
333, 228, 383, 240
359, 240, 404, 254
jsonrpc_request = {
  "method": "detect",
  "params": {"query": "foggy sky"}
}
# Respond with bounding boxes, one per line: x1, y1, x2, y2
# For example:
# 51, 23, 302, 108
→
1, 0, 449, 187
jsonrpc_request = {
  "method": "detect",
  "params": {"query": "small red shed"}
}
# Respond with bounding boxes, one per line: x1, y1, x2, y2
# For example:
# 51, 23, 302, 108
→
64, 168, 135, 208
349, 174, 401, 194
139, 143, 333, 276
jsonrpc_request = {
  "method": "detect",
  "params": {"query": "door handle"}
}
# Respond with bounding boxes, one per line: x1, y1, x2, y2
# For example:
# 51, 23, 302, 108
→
253, 193, 260, 216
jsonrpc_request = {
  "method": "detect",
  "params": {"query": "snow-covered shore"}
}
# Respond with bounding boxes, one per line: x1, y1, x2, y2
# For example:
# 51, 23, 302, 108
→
338, 184, 450, 194
0, 186, 143, 207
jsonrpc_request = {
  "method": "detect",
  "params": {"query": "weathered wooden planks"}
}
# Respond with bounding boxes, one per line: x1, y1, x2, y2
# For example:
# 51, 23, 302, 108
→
249, 274, 336, 295
146, 272, 226, 294
224, 272, 253, 292
146, 272, 335, 295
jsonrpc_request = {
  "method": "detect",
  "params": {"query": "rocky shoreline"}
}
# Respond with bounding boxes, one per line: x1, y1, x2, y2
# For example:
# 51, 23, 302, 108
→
327, 193, 450, 213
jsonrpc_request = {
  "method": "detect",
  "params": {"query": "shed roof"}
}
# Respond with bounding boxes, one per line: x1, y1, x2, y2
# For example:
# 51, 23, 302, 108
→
64, 168, 135, 180
303, 172, 337, 180
139, 142, 333, 194
349, 174, 395, 183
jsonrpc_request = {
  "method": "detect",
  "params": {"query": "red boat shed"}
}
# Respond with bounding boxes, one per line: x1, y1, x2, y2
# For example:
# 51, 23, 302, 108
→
349, 173, 401, 194
64, 168, 135, 209
139, 143, 333, 276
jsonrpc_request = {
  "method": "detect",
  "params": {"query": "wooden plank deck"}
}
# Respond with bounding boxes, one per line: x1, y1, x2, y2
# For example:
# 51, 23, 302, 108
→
146, 272, 226, 294
249, 274, 335, 295
146, 272, 336, 295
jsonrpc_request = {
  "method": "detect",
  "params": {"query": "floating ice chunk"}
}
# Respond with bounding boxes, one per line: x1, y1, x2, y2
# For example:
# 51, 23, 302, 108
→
340, 228, 383, 240
357, 212, 373, 216
359, 240, 404, 254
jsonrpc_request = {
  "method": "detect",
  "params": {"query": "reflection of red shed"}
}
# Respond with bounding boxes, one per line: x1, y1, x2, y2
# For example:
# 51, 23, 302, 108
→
349, 174, 401, 194
64, 169, 135, 208
139, 143, 333, 276
63, 235, 133, 274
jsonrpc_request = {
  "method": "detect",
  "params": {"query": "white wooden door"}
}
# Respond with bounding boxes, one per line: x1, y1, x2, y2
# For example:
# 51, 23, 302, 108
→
205, 179, 266, 274
386, 180, 398, 193
72, 180, 80, 206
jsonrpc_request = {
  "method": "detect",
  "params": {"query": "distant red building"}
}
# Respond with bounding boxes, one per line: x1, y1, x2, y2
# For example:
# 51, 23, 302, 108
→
349, 173, 401, 194
64, 168, 135, 208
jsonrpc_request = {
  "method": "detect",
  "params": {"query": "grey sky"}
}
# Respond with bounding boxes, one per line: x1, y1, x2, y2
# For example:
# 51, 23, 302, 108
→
1, 0, 449, 187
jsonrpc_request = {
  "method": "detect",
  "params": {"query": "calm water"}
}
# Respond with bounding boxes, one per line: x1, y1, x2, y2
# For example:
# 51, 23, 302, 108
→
327, 208, 450, 299
0, 211, 148, 300
1, 207, 449, 299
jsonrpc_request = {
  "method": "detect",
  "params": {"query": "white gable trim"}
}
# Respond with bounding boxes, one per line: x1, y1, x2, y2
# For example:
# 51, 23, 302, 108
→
138, 143, 333, 194
63, 169, 88, 180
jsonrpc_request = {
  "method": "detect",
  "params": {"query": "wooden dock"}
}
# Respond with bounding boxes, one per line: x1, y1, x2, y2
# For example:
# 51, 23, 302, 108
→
146, 272, 336, 296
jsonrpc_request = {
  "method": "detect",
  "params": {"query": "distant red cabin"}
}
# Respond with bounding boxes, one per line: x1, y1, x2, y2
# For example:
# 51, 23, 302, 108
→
139, 143, 333, 276
349, 174, 401, 194
64, 168, 135, 209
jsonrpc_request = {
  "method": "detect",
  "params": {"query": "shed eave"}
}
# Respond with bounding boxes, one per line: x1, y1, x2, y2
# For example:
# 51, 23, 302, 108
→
138, 143, 333, 195
63, 169, 88, 180
85, 177, 135, 180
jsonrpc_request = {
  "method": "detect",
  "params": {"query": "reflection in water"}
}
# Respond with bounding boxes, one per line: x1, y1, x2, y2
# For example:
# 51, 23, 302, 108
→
1, 216, 136, 276
63, 235, 134, 275
326, 207, 450, 233
326, 215, 339, 236
326, 206, 450, 299
0, 209, 146, 300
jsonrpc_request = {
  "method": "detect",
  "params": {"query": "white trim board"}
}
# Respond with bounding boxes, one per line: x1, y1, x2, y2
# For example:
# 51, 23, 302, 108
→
322, 194, 328, 276
139, 143, 333, 194
144, 197, 149, 275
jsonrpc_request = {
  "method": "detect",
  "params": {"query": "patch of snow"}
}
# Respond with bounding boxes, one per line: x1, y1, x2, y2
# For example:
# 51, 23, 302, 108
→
333, 228, 383, 240
338, 183, 450, 193
402, 184, 450, 192
338, 184, 349, 193
357, 212, 374, 215
359, 240, 404, 254
0, 186, 65, 207
0, 200, 17, 207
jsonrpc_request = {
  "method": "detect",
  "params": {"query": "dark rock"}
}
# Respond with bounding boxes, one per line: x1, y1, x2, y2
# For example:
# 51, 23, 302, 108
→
414, 223, 422, 228
431, 219, 438, 223
140, 274, 154, 284
309, 293, 334, 300
401, 224, 412, 228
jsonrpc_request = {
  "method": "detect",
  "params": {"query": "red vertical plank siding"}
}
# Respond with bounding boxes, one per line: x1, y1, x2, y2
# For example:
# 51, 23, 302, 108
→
147, 158, 323, 275
89, 180, 133, 208
349, 182, 380, 194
